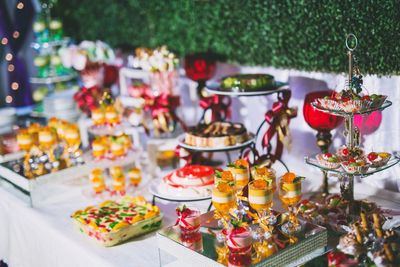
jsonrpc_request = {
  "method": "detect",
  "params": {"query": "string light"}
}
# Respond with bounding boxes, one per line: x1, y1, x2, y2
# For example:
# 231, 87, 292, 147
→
5, 53, 12, 61
11, 82, 19, 90
8, 64, 15, 72
5, 96, 13, 103
1, 38, 8, 45
17, 2, 24, 9
13, 31, 20, 39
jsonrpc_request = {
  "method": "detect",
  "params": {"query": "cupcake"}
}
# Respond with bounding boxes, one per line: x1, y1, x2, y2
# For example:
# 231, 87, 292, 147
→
341, 158, 369, 174
367, 152, 391, 168
316, 152, 341, 169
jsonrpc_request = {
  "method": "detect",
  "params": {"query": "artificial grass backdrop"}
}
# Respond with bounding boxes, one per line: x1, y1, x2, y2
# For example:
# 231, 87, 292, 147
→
55, 0, 400, 75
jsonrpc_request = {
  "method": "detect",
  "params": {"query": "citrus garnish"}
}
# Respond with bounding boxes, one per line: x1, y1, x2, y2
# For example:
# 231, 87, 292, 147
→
282, 172, 296, 183
221, 171, 234, 181
253, 179, 268, 189
235, 159, 249, 168
217, 183, 232, 192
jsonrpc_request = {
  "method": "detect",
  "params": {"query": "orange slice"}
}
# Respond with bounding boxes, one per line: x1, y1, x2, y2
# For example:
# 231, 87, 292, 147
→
282, 172, 296, 183
235, 159, 249, 168
221, 171, 234, 181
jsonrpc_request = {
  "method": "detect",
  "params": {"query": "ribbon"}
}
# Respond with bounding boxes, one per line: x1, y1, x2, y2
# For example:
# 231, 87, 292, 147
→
226, 230, 240, 247
0, 0, 35, 107
174, 211, 190, 227
199, 95, 231, 123
260, 90, 297, 162
143, 93, 187, 134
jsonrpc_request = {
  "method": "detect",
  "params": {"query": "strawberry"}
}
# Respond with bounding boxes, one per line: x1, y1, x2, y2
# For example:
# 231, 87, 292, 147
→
342, 148, 349, 156
348, 158, 356, 163
324, 152, 333, 158
368, 152, 378, 161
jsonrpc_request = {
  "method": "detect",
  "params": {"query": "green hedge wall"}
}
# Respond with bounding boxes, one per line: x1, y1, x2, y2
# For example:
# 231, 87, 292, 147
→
54, 0, 400, 75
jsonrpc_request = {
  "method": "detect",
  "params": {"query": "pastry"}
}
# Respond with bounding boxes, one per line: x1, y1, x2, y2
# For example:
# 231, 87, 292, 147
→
91, 107, 105, 126
71, 196, 162, 246
220, 74, 274, 91
185, 122, 249, 148
316, 152, 341, 169
341, 158, 369, 174
367, 152, 391, 168
337, 145, 364, 161
159, 165, 214, 198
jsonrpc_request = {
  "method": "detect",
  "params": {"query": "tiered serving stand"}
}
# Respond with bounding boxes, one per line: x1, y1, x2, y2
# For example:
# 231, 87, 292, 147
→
305, 35, 400, 214
205, 81, 291, 171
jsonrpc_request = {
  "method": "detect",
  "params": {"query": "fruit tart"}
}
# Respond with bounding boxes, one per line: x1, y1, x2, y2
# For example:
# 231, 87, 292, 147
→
337, 146, 364, 161
341, 158, 369, 174
367, 152, 391, 168
316, 152, 341, 169
71, 196, 162, 246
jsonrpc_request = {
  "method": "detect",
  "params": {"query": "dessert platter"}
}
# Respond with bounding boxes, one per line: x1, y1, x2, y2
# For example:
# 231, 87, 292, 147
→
158, 169, 329, 267
149, 164, 215, 201
206, 74, 288, 96
71, 196, 163, 246
179, 121, 254, 152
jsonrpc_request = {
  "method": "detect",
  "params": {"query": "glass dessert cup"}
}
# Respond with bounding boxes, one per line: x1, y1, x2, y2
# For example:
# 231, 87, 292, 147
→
248, 180, 276, 228
212, 184, 236, 221
176, 206, 201, 235
278, 176, 303, 240
180, 231, 203, 253
89, 168, 106, 194
128, 167, 142, 187
252, 166, 276, 193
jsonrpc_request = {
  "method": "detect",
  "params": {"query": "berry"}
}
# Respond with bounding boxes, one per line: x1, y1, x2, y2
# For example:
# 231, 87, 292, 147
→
324, 152, 333, 158
342, 148, 349, 156
348, 158, 356, 163
368, 152, 378, 161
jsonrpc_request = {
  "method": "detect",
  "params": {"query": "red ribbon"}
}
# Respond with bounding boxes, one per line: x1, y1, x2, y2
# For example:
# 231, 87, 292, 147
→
199, 95, 231, 122
226, 229, 240, 247
143, 93, 187, 132
175, 211, 190, 227
261, 90, 297, 161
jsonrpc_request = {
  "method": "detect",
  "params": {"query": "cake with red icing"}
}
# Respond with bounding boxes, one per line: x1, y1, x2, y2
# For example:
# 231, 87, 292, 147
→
159, 165, 214, 197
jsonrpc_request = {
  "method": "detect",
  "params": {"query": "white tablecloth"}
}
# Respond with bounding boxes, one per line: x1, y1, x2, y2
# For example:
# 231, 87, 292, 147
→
1, 156, 400, 267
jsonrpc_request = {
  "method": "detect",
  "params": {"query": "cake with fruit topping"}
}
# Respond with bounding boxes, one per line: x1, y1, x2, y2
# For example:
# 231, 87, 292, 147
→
158, 165, 214, 198
341, 158, 369, 174
71, 196, 162, 246
185, 121, 249, 148
316, 152, 341, 169
367, 152, 391, 168
337, 146, 364, 161
220, 74, 275, 92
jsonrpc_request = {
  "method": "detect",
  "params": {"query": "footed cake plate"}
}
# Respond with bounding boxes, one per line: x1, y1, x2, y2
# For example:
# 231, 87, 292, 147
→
149, 179, 212, 202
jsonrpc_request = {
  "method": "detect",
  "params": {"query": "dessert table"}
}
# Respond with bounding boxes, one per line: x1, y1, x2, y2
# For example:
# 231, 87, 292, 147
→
1, 156, 400, 267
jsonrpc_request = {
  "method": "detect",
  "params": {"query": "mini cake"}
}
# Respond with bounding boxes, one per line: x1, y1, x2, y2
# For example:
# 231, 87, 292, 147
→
91, 108, 105, 126
92, 138, 106, 159
89, 168, 106, 194
128, 167, 142, 187
227, 159, 249, 189
220, 74, 275, 91
367, 152, 391, 168
337, 145, 364, 161
248, 179, 273, 212
38, 127, 55, 148
159, 165, 214, 198
185, 122, 249, 148
71, 196, 162, 246
316, 152, 341, 169
110, 166, 126, 193
212, 183, 236, 213
341, 158, 369, 174
105, 105, 121, 125
110, 137, 126, 158
17, 130, 33, 151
